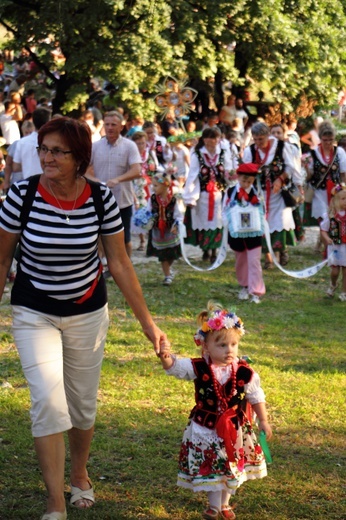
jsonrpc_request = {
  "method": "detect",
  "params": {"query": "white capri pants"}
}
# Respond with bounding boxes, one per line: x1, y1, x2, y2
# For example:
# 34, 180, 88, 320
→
12, 304, 109, 438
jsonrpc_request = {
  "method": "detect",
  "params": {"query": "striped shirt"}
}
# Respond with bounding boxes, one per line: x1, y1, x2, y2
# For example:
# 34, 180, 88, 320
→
0, 179, 123, 315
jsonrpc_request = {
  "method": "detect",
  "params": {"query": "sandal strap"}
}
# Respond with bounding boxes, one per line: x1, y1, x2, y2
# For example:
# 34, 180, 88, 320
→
70, 479, 95, 506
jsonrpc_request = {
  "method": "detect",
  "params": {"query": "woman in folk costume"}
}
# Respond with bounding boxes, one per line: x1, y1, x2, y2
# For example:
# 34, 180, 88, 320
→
183, 127, 237, 263
305, 120, 346, 223
242, 122, 300, 269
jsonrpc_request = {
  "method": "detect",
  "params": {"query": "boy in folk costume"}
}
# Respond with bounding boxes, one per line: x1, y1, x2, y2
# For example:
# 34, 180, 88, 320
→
223, 163, 265, 304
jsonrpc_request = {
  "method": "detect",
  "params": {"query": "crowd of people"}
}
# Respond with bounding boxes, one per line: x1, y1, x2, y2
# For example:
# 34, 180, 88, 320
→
1, 50, 346, 520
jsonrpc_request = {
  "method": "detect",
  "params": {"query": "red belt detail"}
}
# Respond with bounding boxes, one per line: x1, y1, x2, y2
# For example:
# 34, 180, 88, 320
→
206, 180, 216, 221
74, 263, 103, 304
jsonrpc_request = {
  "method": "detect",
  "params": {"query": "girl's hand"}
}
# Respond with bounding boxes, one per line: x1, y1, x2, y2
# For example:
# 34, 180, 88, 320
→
259, 420, 273, 440
159, 340, 171, 359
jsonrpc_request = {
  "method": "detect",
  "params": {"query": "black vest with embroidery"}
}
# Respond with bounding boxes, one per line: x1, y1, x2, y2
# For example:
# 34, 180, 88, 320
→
251, 140, 285, 189
151, 194, 176, 228
309, 147, 341, 189
195, 149, 227, 192
190, 358, 254, 430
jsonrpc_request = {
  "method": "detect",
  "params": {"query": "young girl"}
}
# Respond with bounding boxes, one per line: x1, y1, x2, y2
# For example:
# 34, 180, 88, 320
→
146, 171, 183, 285
223, 163, 265, 304
320, 184, 346, 300
183, 127, 236, 263
159, 301, 272, 519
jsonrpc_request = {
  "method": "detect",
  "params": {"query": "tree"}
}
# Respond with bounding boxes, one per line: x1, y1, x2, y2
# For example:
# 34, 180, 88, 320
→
0, 0, 174, 116
1, 0, 346, 116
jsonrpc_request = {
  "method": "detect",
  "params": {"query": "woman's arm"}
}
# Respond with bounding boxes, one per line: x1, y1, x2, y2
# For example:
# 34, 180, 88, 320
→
0, 228, 20, 299
101, 231, 167, 353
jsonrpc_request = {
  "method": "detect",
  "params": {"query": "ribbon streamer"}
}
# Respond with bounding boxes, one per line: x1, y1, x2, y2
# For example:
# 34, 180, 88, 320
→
263, 219, 335, 278
178, 222, 228, 271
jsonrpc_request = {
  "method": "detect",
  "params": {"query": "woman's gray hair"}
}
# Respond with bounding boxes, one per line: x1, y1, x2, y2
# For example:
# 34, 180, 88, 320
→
251, 121, 270, 137
318, 120, 335, 139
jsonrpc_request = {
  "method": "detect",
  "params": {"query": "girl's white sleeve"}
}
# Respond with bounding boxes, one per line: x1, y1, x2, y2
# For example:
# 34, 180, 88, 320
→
245, 371, 266, 404
320, 212, 330, 232
165, 357, 197, 381
283, 142, 300, 182
183, 153, 201, 206
337, 146, 346, 173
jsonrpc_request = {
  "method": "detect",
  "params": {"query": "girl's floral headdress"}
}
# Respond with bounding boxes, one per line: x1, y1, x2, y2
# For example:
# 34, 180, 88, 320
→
153, 171, 172, 186
331, 183, 346, 197
194, 309, 245, 346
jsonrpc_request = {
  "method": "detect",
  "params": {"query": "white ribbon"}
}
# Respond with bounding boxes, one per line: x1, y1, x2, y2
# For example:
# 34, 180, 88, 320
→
178, 221, 228, 271
263, 219, 334, 278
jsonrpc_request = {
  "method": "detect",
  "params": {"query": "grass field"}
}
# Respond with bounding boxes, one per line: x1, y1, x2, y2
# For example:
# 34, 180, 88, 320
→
0, 239, 345, 519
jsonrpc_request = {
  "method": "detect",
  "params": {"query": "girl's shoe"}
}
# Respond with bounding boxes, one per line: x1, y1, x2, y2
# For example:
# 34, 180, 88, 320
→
339, 292, 346, 301
220, 505, 236, 519
202, 507, 219, 519
326, 284, 337, 297
238, 287, 249, 300
162, 276, 173, 286
250, 294, 260, 304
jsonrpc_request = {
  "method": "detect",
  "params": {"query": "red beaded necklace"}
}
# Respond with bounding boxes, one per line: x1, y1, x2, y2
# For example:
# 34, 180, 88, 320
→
319, 143, 335, 165
255, 140, 271, 166
209, 360, 237, 414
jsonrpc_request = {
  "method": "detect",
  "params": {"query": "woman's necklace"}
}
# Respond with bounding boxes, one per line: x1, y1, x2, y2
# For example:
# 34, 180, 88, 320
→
48, 179, 79, 223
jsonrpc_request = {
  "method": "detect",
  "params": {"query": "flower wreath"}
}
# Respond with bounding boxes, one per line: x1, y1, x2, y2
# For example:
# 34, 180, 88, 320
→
194, 309, 245, 346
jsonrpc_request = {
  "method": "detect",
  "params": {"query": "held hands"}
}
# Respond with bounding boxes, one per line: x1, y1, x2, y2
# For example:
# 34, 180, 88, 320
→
159, 340, 174, 369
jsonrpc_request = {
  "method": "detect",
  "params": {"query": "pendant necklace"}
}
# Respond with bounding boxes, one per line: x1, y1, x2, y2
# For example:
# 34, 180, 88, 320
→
48, 180, 79, 223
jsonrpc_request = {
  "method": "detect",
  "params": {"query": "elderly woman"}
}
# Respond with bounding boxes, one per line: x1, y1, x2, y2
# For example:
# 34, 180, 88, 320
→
183, 126, 237, 262
306, 120, 346, 222
242, 122, 300, 268
0, 117, 167, 520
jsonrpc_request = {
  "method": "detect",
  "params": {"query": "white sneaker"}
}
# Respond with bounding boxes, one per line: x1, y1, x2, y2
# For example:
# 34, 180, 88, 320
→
162, 276, 173, 286
326, 284, 337, 297
238, 287, 249, 300
250, 294, 261, 304
339, 292, 346, 302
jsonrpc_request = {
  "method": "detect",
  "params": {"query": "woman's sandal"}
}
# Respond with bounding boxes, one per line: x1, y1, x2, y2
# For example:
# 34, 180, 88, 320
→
70, 479, 95, 509
202, 506, 219, 519
41, 511, 67, 520
220, 505, 236, 519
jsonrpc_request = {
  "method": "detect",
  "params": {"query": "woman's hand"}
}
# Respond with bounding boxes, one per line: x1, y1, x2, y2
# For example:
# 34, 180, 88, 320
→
272, 178, 283, 194
142, 322, 168, 355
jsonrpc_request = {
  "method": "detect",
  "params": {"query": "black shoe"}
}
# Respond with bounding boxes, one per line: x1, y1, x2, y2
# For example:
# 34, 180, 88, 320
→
202, 251, 210, 261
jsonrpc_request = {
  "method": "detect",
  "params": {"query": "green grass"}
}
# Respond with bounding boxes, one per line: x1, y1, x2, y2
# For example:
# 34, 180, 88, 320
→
0, 245, 345, 519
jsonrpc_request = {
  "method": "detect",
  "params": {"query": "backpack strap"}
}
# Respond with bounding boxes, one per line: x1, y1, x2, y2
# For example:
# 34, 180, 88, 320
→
20, 174, 41, 230
20, 175, 105, 228
86, 179, 105, 226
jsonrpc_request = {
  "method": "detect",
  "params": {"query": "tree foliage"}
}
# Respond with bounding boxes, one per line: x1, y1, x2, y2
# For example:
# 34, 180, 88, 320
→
1, 0, 346, 115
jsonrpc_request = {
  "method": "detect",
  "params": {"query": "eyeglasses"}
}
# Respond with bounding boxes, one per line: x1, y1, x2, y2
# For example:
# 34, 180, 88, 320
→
37, 145, 73, 158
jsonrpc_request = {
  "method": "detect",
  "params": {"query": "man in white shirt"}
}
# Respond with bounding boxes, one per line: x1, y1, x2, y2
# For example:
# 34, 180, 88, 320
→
12, 107, 51, 179
0, 100, 21, 145
88, 110, 141, 257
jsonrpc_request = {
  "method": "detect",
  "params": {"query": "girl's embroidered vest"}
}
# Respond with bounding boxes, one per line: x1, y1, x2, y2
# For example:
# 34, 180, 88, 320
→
195, 149, 227, 192
309, 147, 340, 189
251, 140, 285, 189
151, 194, 176, 228
329, 213, 346, 244
190, 358, 254, 430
